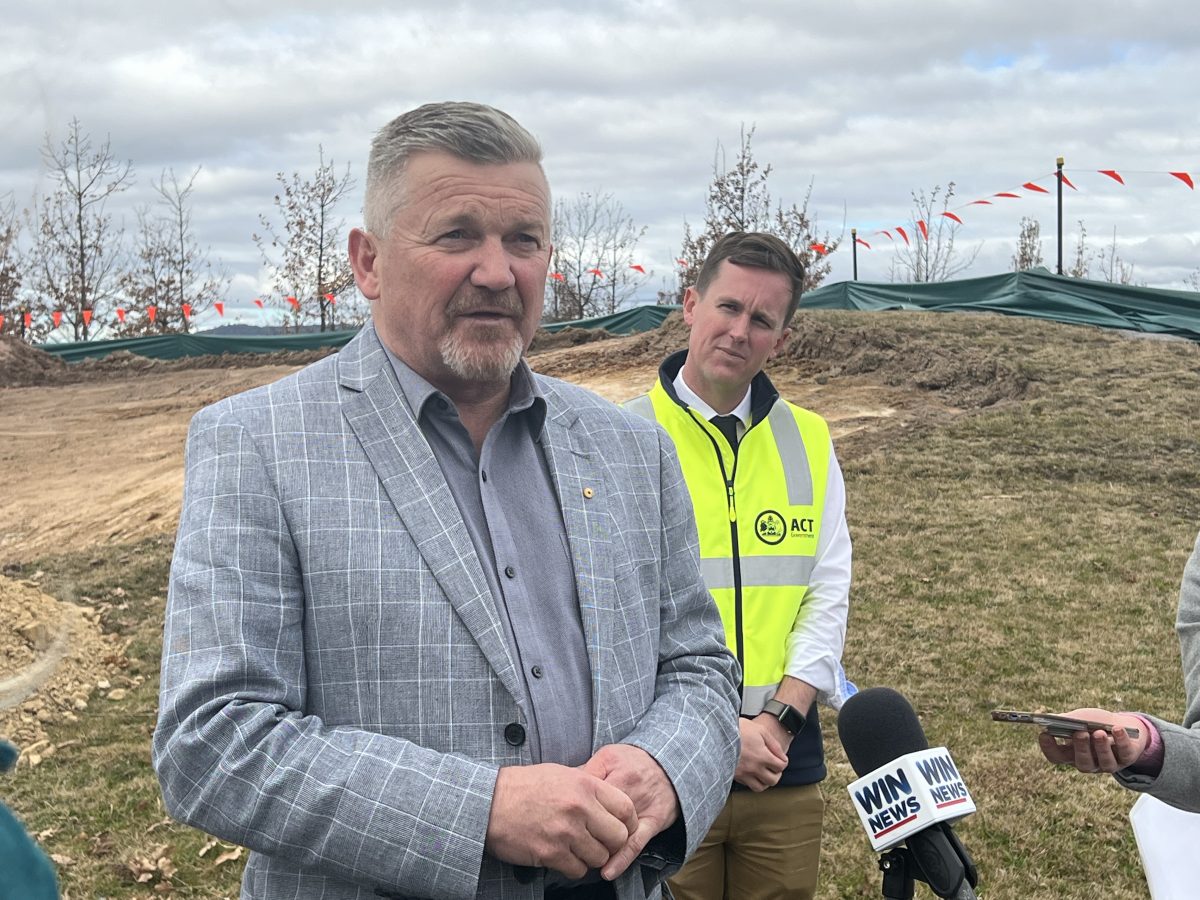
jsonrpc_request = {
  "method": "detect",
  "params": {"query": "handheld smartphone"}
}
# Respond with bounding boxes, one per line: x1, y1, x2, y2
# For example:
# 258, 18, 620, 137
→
990, 709, 1140, 740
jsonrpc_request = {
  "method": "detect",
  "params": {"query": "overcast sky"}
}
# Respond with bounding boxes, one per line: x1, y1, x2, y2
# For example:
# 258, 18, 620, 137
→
4, 1, 1198, 329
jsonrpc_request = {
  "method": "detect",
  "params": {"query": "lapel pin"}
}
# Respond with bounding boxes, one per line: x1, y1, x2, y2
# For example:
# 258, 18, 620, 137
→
583, 487, 595, 499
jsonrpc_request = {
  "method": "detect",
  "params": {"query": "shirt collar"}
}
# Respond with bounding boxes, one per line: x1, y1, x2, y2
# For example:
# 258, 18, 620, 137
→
671, 369, 752, 427
381, 344, 547, 438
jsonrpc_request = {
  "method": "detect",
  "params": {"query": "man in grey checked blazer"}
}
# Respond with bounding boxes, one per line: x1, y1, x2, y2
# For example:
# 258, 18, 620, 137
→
153, 101, 740, 900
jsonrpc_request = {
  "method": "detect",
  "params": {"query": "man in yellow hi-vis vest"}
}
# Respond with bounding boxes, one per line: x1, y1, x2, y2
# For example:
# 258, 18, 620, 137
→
626, 232, 853, 900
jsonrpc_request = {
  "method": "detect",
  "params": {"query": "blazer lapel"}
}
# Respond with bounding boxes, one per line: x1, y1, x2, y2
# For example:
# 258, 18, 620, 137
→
539, 394, 617, 749
337, 326, 523, 703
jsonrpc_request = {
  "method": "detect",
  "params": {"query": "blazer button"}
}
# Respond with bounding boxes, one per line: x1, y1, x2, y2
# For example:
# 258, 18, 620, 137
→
504, 722, 526, 746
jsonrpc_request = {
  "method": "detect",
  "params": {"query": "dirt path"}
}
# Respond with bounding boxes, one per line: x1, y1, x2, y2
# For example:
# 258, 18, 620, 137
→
0, 366, 302, 564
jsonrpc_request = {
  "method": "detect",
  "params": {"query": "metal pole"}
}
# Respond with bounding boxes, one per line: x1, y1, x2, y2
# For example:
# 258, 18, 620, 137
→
1056, 156, 1064, 275
851, 228, 859, 281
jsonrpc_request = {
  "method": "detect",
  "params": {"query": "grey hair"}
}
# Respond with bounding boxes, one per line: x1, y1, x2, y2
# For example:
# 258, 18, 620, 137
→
363, 101, 544, 235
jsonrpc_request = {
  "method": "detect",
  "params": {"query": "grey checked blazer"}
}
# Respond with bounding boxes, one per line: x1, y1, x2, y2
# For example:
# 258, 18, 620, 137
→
1116, 530, 1200, 811
152, 322, 740, 900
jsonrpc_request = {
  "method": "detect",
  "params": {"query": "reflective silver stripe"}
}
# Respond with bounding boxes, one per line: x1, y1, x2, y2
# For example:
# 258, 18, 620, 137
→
767, 403, 813, 506
700, 557, 735, 589
623, 394, 656, 422
741, 684, 776, 716
741, 554, 816, 587
699, 554, 815, 591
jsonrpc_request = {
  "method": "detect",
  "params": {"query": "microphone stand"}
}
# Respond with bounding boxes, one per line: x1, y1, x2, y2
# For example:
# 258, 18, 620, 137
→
877, 823, 979, 900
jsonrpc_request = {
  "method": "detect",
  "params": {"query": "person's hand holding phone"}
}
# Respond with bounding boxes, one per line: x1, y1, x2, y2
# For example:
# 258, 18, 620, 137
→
1036, 707, 1150, 774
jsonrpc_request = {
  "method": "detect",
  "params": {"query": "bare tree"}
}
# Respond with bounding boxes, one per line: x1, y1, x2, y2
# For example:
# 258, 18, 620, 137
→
29, 118, 133, 340
0, 194, 22, 339
1012, 217, 1044, 271
888, 183, 980, 283
254, 146, 359, 331
1187, 269, 1200, 292
120, 168, 230, 335
676, 126, 838, 301
1096, 226, 1135, 285
119, 205, 176, 336
1067, 220, 1093, 279
547, 191, 648, 322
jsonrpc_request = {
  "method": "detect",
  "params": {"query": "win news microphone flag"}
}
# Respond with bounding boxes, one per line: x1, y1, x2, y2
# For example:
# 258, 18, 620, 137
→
839, 687, 979, 900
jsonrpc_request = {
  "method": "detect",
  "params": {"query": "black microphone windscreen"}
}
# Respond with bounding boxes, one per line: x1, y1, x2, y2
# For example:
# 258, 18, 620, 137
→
837, 686, 930, 776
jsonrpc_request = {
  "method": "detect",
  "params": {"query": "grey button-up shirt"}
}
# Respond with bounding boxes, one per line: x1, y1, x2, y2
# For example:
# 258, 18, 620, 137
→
384, 348, 594, 769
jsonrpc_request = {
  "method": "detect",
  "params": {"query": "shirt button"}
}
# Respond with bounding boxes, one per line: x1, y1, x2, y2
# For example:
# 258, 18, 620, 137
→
531, 665, 544, 679
504, 723, 526, 746
504, 565, 516, 579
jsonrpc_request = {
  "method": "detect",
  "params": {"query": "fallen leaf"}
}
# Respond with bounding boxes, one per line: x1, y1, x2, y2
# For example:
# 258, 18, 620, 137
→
213, 845, 244, 866
50, 853, 74, 867
198, 838, 218, 857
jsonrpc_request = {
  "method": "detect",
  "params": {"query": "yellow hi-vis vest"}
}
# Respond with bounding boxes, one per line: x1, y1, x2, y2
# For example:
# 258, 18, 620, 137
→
626, 378, 831, 716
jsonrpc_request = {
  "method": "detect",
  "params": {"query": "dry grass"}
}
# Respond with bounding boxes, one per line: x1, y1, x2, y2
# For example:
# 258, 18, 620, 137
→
4, 309, 1199, 898
814, 312, 1199, 897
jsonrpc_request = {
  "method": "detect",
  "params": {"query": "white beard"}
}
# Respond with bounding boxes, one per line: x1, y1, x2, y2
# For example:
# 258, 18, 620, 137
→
439, 326, 524, 383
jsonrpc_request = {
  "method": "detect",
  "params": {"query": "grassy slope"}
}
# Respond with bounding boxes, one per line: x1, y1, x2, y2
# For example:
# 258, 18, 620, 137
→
4, 309, 1199, 898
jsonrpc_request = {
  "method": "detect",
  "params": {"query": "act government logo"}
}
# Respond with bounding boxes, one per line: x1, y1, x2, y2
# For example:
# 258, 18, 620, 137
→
754, 509, 816, 545
755, 510, 787, 545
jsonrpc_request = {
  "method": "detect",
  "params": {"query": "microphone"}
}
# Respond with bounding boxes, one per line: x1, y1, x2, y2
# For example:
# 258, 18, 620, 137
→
838, 687, 979, 900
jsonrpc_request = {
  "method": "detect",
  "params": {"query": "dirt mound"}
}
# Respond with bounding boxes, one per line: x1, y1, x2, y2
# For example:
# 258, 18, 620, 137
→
0, 575, 124, 759
51, 347, 337, 383
0, 335, 69, 388
550, 310, 1029, 409
528, 326, 614, 353
776, 315, 1030, 408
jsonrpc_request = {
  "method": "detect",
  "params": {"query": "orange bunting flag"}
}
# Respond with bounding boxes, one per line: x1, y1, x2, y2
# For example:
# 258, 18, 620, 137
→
994, 192, 1020, 199
323, 293, 335, 303
148, 306, 157, 323
968, 199, 993, 206
253, 298, 264, 309
52, 310, 62, 328
676, 258, 688, 267
287, 296, 300, 310
1022, 182, 1049, 194
1170, 172, 1195, 189
879, 230, 894, 241
941, 212, 963, 224
855, 237, 871, 249
630, 264, 646, 274
0, 314, 5, 331
809, 242, 827, 255
587, 268, 604, 278
1098, 170, 1125, 185
24, 312, 32, 327
182, 304, 192, 320
215, 302, 225, 316
895, 226, 910, 246
550, 272, 565, 281
1059, 173, 1077, 190
916, 220, 928, 240
82, 309, 93, 326
116, 307, 126, 323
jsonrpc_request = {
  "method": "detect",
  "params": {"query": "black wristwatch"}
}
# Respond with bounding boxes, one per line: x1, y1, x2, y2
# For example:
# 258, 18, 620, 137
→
762, 699, 806, 736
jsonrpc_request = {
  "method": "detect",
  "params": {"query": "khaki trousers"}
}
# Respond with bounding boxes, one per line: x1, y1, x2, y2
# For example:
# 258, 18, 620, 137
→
668, 783, 824, 900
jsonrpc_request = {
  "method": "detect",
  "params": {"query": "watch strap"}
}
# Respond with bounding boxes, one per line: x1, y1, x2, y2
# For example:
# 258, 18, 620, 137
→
762, 698, 806, 735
